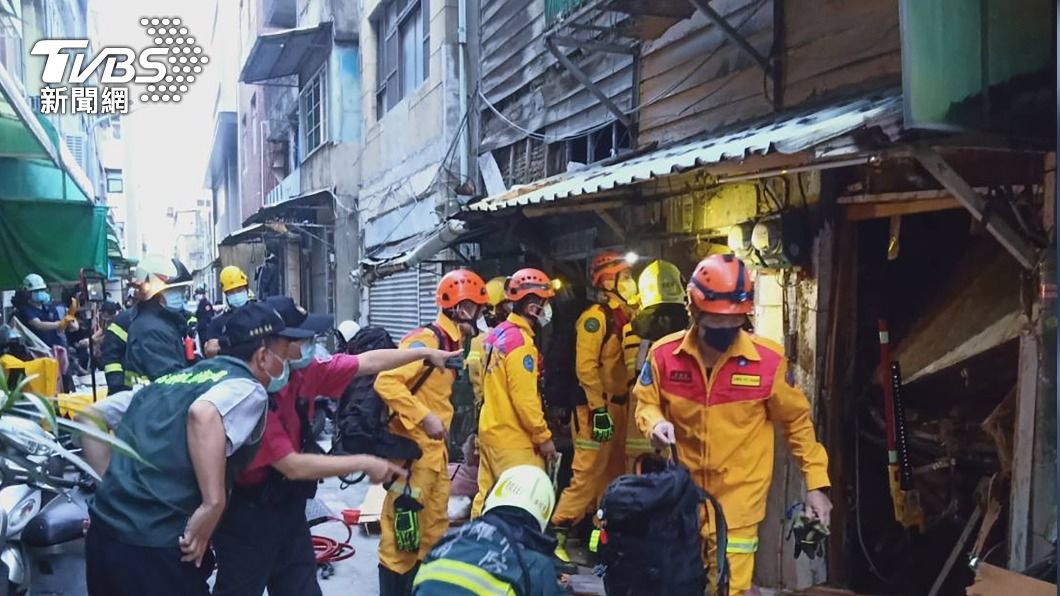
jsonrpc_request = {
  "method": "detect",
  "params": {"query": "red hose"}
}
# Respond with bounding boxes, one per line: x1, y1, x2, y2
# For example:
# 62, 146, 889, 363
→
312, 517, 356, 564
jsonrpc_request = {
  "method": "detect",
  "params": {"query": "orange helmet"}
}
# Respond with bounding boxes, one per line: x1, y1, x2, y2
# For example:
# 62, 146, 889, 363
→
436, 269, 488, 309
505, 268, 555, 302
687, 254, 754, 315
589, 250, 631, 288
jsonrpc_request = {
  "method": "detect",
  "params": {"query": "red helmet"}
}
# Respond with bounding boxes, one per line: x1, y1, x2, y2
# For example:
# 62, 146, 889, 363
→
436, 270, 488, 309
687, 254, 754, 315
589, 250, 631, 288
505, 269, 555, 302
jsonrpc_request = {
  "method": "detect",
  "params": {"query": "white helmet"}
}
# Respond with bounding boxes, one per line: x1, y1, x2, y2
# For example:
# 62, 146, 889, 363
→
21, 273, 46, 292
336, 320, 361, 343
134, 254, 193, 300
483, 465, 556, 531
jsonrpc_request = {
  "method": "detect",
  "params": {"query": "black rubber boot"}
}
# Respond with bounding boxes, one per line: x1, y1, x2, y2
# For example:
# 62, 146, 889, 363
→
378, 563, 420, 596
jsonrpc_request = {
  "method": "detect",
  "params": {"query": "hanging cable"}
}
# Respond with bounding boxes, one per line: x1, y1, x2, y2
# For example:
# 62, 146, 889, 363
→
854, 399, 898, 584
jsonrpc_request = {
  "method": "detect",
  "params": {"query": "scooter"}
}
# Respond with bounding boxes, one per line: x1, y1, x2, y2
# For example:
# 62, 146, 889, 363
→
0, 417, 92, 596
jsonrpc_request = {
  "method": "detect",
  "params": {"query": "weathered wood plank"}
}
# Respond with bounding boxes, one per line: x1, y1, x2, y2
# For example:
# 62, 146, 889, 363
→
1008, 330, 1038, 570
844, 197, 962, 221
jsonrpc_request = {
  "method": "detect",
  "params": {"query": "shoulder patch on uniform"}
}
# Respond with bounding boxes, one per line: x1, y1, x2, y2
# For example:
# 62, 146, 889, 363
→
523, 354, 535, 373
584, 318, 601, 333
638, 363, 653, 385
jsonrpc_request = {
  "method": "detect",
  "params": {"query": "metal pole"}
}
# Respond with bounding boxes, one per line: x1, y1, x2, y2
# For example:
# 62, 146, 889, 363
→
87, 308, 97, 402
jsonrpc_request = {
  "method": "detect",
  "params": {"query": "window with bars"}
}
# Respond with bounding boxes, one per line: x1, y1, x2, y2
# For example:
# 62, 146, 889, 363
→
299, 62, 327, 159
375, 0, 429, 117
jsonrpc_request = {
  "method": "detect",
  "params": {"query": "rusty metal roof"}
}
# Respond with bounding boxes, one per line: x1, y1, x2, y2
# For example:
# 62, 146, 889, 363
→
468, 91, 902, 212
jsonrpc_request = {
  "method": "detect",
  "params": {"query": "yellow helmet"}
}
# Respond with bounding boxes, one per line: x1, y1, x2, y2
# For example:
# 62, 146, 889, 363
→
483, 465, 556, 531
637, 259, 685, 308
219, 265, 249, 293
485, 277, 507, 307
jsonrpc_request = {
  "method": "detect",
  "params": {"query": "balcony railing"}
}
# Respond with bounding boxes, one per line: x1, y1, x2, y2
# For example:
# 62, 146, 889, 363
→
264, 167, 300, 207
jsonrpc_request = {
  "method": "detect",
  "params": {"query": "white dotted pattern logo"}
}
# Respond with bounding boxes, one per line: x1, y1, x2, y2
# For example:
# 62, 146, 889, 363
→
137, 17, 208, 103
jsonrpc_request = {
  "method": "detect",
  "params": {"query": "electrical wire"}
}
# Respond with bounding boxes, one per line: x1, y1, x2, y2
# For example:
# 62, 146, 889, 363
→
312, 517, 357, 565
478, 90, 616, 143
367, 92, 476, 256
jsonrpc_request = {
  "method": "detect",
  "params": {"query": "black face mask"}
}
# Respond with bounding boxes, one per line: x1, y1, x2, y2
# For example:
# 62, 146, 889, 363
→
699, 326, 740, 352
483, 311, 501, 329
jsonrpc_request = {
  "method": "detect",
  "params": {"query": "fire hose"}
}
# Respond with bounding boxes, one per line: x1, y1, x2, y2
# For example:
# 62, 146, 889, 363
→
311, 517, 356, 565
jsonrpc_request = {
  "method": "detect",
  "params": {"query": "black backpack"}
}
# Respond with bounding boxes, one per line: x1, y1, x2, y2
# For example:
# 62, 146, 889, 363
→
599, 462, 730, 596
540, 284, 614, 413
331, 324, 452, 465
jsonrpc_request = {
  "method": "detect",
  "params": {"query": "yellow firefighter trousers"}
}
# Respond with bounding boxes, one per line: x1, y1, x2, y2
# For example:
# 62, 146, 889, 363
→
704, 516, 759, 596
552, 405, 619, 525
470, 444, 545, 518
379, 459, 450, 574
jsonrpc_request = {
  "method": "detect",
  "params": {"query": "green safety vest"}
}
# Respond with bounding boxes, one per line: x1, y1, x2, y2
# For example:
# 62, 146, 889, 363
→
90, 356, 265, 547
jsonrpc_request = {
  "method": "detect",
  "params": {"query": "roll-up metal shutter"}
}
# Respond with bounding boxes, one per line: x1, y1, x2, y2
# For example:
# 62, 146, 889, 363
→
368, 263, 443, 341
418, 264, 441, 328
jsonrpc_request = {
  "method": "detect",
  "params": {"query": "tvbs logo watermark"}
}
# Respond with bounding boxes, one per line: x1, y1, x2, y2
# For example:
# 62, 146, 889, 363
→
30, 17, 209, 115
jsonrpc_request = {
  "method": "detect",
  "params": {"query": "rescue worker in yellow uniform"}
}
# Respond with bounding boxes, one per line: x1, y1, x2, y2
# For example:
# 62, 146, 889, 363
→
374, 269, 487, 596
550, 250, 638, 562
471, 269, 559, 519
466, 277, 510, 411
634, 254, 832, 596
624, 259, 689, 472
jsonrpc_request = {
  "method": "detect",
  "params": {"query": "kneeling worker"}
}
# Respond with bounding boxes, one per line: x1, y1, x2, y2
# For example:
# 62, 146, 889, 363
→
471, 268, 558, 518
414, 465, 562, 596
211, 296, 459, 596
634, 254, 832, 596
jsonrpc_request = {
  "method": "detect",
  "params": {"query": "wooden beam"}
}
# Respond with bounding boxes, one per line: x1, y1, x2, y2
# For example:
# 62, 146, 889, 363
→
545, 37, 633, 128
549, 35, 636, 55
1008, 330, 1039, 570
914, 147, 1039, 269
844, 197, 961, 221
687, 0, 772, 74
838, 188, 988, 205
595, 208, 625, 238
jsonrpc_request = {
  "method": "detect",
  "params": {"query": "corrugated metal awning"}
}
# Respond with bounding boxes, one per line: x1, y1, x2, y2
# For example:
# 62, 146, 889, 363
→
468, 91, 902, 212
240, 23, 332, 84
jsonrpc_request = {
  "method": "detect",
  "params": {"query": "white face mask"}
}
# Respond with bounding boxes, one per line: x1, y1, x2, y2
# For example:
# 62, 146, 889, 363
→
476, 317, 490, 333
535, 302, 553, 327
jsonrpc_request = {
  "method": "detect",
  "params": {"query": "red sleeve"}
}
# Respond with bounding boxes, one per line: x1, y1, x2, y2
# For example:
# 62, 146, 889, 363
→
237, 408, 296, 484
301, 354, 360, 400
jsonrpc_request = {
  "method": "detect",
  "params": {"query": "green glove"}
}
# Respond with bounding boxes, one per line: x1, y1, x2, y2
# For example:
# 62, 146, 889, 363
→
591, 408, 614, 442
394, 493, 424, 552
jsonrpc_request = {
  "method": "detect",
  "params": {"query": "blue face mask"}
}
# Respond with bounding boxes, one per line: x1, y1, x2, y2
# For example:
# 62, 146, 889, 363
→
290, 341, 315, 370
699, 325, 740, 352
162, 289, 185, 312
227, 290, 249, 308
265, 350, 291, 392
32, 291, 50, 305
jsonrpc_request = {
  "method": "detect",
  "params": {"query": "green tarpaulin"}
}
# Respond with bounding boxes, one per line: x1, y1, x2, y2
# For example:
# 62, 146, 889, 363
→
0, 201, 108, 289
